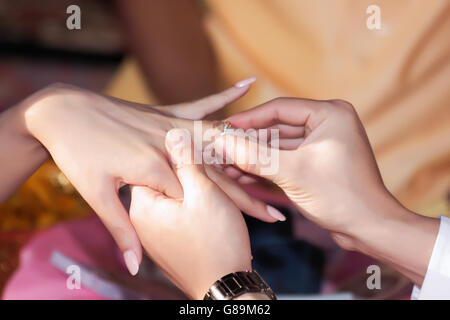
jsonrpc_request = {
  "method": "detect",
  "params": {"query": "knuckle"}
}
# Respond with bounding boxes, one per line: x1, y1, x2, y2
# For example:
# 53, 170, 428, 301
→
271, 97, 289, 104
46, 82, 67, 89
89, 184, 110, 206
327, 99, 358, 121
107, 222, 130, 239
328, 99, 355, 113
43, 82, 82, 96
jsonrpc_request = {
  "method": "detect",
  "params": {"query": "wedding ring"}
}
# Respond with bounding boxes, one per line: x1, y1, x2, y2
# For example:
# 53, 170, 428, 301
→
222, 120, 233, 135
212, 120, 234, 135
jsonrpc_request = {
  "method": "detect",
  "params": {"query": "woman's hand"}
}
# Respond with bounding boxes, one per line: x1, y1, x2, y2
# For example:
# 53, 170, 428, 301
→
215, 98, 439, 285
129, 128, 252, 299
14, 80, 280, 275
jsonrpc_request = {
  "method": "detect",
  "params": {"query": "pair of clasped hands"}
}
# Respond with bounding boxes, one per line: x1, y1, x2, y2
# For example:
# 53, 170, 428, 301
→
16, 79, 434, 300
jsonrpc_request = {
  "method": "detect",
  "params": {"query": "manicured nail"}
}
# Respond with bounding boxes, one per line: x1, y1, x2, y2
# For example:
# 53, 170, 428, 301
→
123, 250, 139, 276
234, 77, 256, 88
266, 205, 286, 221
166, 129, 186, 150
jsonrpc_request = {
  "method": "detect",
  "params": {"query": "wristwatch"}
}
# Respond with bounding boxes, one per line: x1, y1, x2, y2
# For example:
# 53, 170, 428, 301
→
203, 270, 277, 300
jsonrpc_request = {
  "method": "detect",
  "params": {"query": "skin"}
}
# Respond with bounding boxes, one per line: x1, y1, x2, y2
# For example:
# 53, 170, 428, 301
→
217, 98, 440, 286
3, 88, 438, 297
0, 82, 280, 276
112, 0, 442, 296
130, 129, 253, 299
127, 97, 441, 299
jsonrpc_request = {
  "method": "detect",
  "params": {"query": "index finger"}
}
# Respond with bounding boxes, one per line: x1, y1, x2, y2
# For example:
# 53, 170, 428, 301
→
228, 97, 328, 129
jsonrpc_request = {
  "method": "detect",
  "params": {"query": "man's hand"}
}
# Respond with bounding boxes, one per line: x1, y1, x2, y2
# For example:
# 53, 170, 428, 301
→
215, 97, 440, 285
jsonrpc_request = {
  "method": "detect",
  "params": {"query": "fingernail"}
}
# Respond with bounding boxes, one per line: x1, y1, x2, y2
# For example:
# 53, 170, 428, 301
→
266, 205, 286, 221
234, 77, 256, 88
123, 250, 139, 276
166, 129, 187, 151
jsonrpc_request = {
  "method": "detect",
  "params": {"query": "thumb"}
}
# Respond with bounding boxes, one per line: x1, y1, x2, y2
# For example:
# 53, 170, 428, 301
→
165, 128, 212, 200
214, 131, 282, 179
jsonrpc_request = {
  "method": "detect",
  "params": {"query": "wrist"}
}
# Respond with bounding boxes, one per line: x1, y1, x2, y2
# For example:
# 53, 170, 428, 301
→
352, 198, 439, 285
0, 96, 50, 201
22, 83, 82, 149
192, 263, 252, 300
9, 96, 48, 159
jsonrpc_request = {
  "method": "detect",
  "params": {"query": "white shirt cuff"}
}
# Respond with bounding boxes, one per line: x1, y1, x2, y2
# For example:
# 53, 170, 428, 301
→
411, 215, 450, 300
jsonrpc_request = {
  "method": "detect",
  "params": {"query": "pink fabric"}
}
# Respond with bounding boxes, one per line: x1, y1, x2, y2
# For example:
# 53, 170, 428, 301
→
3, 215, 125, 300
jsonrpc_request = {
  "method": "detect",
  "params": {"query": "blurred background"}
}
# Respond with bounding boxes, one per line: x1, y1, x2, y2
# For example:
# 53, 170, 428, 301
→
0, 0, 449, 299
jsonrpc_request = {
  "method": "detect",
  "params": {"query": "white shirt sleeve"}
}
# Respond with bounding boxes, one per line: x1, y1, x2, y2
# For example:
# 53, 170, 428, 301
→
411, 215, 450, 300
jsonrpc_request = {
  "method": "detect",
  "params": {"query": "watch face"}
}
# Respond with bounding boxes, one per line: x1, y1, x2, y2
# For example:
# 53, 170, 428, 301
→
223, 276, 241, 292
